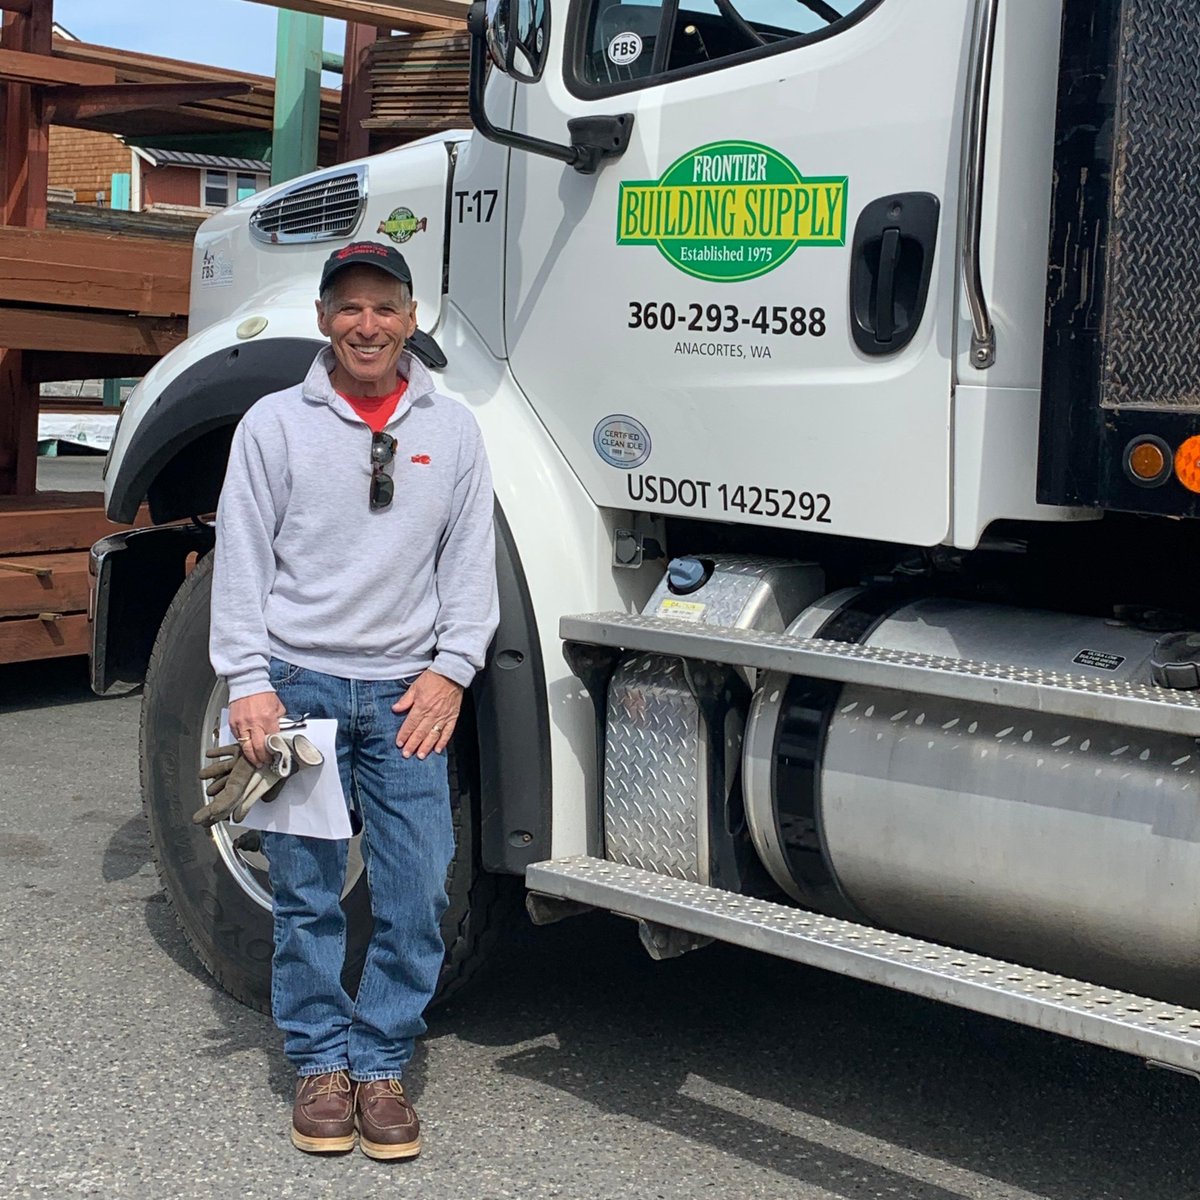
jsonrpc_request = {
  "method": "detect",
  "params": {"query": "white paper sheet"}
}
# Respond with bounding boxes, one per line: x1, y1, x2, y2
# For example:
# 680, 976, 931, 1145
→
38, 411, 118, 451
217, 712, 352, 840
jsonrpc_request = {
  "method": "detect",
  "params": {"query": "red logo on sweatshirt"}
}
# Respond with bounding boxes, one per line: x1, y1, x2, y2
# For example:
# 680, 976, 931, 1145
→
411, 454, 431, 465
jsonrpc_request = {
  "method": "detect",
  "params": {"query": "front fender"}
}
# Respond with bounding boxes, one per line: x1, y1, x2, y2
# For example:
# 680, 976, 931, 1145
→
106, 335, 324, 524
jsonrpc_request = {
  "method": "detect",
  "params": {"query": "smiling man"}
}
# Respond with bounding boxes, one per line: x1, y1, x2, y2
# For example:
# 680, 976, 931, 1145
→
207, 241, 499, 1160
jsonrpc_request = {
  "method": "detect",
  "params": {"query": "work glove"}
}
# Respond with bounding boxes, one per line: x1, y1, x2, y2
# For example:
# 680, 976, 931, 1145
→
193, 732, 323, 827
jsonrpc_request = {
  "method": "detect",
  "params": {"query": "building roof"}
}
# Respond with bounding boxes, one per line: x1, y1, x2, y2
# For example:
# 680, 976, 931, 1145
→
133, 147, 272, 173
50, 38, 341, 163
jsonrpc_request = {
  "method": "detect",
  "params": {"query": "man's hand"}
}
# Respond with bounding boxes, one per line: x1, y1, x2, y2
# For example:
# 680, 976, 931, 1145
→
392, 670, 463, 760
229, 690, 285, 767
194, 732, 323, 826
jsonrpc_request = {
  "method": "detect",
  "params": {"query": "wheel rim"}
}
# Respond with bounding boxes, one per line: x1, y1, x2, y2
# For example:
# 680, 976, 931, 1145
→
197, 679, 363, 913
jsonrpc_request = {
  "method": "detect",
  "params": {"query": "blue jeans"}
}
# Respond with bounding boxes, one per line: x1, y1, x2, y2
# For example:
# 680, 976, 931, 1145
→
260, 658, 453, 1082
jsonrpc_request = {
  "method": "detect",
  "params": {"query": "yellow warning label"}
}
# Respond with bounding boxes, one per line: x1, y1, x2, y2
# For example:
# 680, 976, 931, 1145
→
657, 598, 706, 622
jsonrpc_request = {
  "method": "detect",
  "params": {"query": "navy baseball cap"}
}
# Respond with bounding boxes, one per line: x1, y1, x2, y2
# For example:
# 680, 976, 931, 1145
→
319, 241, 412, 291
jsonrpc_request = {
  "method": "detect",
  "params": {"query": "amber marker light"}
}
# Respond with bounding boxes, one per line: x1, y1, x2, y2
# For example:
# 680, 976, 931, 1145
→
1130, 441, 1165, 480
1123, 435, 1173, 488
1175, 436, 1200, 493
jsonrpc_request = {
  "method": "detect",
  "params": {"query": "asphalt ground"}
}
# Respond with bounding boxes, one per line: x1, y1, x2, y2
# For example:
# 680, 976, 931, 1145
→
3, 658, 1200, 1200
35, 453, 106, 493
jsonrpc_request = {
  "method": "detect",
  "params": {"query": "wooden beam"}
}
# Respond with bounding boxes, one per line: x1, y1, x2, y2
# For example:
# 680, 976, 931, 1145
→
42, 80, 252, 124
0, 2, 34, 15
244, 0, 466, 33
0, 551, 89, 618
1, 3, 51, 230
0, 496, 153, 554
1, 19, 33, 228
0, 305, 185, 357
337, 23, 377, 161
25, 80, 46, 226
0, 346, 36, 495
0, 252, 189, 314
0, 47, 115, 86
0, 225, 191, 315
0, 611, 90, 662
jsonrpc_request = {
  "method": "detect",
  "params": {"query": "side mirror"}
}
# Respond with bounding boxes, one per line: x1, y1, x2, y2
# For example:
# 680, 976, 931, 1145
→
485, 0, 550, 83
467, 0, 634, 175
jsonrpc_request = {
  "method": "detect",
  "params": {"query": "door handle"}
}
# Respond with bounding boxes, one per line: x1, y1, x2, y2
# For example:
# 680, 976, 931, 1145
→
874, 227, 902, 344
849, 192, 940, 356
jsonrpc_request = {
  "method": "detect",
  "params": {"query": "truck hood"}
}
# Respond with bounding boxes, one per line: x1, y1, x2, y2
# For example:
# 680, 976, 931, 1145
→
188, 131, 468, 340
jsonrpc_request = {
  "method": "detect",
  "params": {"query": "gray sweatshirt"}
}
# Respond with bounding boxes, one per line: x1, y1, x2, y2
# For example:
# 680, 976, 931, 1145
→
210, 347, 499, 701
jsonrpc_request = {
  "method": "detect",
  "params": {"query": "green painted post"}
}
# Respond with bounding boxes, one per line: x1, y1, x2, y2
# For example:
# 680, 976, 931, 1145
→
271, 10, 323, 186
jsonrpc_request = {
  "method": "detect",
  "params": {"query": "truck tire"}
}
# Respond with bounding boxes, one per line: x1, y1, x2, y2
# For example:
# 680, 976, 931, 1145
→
142, 550, 519, 1014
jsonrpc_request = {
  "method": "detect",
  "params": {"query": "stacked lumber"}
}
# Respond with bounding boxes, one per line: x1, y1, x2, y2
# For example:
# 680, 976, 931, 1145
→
0, 493, 145, 663
46, 201, 204, 243
0, 224, 189, 362
364, 33, 471, 135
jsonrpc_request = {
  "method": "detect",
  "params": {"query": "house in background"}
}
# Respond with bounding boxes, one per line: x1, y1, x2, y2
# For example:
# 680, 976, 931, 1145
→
131, 148, 270, 213
41, 26, 341, 216
47, 126, 130, 205
47, 130, 271, 214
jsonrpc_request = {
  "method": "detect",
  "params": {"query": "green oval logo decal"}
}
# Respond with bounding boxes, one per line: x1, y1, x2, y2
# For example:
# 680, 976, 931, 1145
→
377, 206, 428, 243
616, 140, 847, 283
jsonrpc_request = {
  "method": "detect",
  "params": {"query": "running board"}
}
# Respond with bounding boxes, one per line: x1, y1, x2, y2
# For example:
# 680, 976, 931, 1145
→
526, 856, 1200, 1074
560, 612, 1200, 737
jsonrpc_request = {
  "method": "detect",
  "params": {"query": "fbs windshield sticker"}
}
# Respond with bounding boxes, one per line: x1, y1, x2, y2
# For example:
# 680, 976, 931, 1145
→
607, 32, 642, 64
616, 140, 847, 283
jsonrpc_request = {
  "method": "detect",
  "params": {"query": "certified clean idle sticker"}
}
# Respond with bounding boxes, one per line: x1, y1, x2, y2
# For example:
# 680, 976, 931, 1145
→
594, 415, 651, 468
616, 140, 847, 282
607, 32, 642, 64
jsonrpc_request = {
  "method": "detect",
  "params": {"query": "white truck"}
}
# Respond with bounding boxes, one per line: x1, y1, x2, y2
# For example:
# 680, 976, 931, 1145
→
92, 0, 1200, 1075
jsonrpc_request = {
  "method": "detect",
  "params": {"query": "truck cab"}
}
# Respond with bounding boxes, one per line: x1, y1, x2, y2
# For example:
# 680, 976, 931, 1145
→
93, 0, 1200, 1079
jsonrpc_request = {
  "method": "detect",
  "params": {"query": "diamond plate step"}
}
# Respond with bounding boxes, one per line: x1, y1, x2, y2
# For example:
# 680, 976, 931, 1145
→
560, 612, 1200, 737
526, 856, 1200, 1073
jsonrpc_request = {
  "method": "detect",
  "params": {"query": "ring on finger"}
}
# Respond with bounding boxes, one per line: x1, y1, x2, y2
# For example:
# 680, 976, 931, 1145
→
432, 723, 444, 733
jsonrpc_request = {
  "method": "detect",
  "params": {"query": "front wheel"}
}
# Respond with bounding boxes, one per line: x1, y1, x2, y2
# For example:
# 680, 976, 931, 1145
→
141, 551, 519, 1013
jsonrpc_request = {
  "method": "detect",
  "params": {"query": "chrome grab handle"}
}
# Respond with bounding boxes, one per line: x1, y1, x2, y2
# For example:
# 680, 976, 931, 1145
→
961, 0, 1000, 369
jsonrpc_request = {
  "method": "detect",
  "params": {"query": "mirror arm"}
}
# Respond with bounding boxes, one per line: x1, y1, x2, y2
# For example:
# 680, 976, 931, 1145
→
467, 2, 635, 175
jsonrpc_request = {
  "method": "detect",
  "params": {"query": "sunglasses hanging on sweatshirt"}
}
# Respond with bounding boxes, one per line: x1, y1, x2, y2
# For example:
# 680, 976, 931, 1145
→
370, 432, 396, 510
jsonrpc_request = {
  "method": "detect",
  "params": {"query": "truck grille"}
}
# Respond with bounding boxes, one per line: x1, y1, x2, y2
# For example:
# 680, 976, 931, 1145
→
249, 166, 367, 244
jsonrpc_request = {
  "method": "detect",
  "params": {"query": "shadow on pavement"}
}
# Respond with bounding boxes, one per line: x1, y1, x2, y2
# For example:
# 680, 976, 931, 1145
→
109, 753, 1200, 1199
435, 911, 1200, 1200
101, 814, 153, 882
140, 883, 297, 1103
0, 656, 136, 714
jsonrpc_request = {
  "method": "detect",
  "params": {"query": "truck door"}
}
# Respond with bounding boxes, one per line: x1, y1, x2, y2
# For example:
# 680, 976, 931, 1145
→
503, 0, 976, 546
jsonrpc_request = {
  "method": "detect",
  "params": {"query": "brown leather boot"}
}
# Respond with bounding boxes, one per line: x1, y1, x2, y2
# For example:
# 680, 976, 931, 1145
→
355, 1078, 421, 1160
291, 1070, 356, 1153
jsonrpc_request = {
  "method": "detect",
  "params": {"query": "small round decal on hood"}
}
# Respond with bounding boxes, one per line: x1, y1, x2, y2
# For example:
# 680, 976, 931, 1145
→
594, 415, 651, 469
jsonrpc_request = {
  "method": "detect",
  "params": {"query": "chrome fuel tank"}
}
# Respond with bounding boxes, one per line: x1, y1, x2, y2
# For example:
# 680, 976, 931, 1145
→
745, 597, 1200, 1004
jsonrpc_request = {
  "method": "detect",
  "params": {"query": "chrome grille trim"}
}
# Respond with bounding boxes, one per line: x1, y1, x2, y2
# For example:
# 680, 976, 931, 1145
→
249, 165, 368, 245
